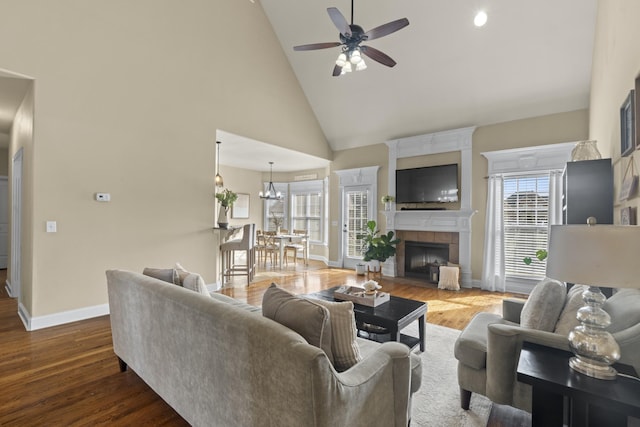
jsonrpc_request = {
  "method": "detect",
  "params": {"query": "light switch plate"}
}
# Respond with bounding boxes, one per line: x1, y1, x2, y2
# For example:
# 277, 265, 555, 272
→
46, 221, 57, 233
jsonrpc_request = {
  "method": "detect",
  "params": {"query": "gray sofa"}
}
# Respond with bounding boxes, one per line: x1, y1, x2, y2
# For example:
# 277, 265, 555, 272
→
106, 270, 421, 427
454, 285, 640, 413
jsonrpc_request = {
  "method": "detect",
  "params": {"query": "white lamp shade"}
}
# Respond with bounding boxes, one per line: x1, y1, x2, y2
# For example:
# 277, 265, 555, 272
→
546, 224, 640, 288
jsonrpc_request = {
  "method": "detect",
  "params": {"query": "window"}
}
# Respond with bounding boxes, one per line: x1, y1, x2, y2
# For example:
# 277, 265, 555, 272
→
503, 175, 549, 279
289, 180, 324, 242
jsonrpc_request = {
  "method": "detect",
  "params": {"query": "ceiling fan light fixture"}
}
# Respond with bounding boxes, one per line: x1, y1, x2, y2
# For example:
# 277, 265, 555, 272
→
336, 52, 347, 67
349, 49, 362, 64
356, 59, 367, 71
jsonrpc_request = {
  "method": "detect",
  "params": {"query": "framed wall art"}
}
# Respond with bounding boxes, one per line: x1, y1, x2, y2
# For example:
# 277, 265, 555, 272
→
231, 193, 250, 219
620, 89, 635, 157
618, 156, 638, 201
620, 206, 637, 225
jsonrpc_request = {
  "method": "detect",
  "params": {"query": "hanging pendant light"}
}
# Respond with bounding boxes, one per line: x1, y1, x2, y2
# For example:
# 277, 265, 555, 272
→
259, 162, 282, 200
215, 140, 224, 187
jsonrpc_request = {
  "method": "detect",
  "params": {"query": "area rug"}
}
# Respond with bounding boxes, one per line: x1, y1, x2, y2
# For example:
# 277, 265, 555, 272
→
408, 322, 492, 427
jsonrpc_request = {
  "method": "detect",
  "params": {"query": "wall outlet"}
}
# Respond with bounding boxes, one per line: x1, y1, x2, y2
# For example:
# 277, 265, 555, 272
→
95, 193, 111, 202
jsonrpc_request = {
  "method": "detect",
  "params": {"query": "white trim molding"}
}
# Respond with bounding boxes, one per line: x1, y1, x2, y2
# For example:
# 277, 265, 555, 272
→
482, 142, 575, 175
19, 302, 110, 331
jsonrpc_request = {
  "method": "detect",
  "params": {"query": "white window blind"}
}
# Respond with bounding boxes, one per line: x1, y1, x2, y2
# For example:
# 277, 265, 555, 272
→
290, 180, 323, 242
503, 175, 549, 279
346, 190, 369, 258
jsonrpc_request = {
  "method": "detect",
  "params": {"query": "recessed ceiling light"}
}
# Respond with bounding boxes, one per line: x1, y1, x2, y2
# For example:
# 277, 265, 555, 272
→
474, 11, 488, 27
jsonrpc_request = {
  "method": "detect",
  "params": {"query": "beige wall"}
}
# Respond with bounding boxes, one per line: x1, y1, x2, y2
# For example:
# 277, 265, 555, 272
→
216, 165, 263, 230
589, 0, 640, 222
0, 1, 330, 318
471, 110, 589, 281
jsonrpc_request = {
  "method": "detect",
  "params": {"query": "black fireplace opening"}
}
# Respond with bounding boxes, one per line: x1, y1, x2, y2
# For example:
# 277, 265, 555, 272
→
405, 241, 450, 283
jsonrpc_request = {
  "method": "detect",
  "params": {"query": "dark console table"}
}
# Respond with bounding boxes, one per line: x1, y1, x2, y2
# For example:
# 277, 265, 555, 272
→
306, 286, 427, 352
517, 341, 640, 427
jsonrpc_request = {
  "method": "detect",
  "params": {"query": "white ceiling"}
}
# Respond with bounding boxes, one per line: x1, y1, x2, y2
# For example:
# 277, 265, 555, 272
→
216, 130, 331, 172
261, 0, 598, 151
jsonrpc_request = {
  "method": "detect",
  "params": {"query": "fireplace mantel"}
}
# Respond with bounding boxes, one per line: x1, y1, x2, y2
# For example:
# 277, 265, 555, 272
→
383, 209, 476, 287
390, 209, 476, 233
384, 127, 477, 287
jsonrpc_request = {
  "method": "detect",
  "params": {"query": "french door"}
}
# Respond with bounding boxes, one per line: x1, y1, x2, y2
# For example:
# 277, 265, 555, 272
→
342, 185, 373, 269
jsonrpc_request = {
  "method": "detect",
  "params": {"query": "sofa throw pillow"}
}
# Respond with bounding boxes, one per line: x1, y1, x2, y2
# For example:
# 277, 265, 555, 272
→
309, 298, 362, 371
182, 273, 210, 297
142, 267, 180, 285
262, 284, 334, 364
520, 277, 566, 332
554, 285, 588, 335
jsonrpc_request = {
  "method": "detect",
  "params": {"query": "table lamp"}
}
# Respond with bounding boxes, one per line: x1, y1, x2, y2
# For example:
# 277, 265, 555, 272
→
546, 218, 640, 380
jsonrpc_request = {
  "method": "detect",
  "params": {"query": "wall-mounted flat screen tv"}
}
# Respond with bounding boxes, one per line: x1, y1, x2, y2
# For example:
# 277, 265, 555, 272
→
396, 164, 459, 203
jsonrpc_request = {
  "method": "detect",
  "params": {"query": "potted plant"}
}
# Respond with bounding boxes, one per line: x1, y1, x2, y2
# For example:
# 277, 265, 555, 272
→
215, 189, 238, 229
523, 249, 547, 265
381, 195, 395, 211
358, 220, 401, 273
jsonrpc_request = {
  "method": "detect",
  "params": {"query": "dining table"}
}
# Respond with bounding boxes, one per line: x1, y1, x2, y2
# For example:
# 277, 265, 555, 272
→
272, 233, 309, 268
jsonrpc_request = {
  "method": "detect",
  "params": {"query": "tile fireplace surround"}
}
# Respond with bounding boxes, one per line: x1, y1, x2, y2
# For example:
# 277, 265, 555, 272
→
383, 210, 475, 287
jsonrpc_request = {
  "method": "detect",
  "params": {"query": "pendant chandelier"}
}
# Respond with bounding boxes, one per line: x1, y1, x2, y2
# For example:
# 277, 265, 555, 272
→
215, 140, 224, 187
259, 162, 282, 200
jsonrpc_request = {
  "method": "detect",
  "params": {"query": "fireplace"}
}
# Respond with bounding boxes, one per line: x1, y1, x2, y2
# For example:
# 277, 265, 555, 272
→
394, 230, 460, 283
405, 241, 450, 283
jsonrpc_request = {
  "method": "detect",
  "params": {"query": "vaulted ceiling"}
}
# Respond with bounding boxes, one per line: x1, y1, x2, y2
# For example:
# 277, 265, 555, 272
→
261, 0, 597, 151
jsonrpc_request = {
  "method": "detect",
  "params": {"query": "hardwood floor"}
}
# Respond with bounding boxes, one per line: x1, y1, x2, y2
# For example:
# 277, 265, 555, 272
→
0, 263, 529, 426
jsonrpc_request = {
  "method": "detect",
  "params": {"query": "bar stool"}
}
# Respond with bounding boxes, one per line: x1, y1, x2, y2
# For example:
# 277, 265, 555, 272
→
220, 223, 255, 286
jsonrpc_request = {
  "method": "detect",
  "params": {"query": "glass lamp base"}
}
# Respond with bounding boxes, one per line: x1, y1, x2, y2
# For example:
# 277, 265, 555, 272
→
567, 286, 621, 380
569, 356, 618, 380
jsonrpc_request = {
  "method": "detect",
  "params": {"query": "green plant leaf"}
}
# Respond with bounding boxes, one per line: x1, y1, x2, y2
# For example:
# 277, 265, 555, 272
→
523, 257, 532, 265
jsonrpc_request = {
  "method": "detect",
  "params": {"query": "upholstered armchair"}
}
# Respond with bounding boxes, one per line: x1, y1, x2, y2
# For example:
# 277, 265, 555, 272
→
454, 281, 640, 413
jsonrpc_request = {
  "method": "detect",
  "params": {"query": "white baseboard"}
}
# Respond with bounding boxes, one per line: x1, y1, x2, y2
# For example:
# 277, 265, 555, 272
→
5, 279, 15, 297
18, 302, 110, 331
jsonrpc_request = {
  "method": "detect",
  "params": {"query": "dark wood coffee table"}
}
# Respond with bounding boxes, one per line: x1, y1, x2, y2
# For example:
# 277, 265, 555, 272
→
306, 286, 427, 351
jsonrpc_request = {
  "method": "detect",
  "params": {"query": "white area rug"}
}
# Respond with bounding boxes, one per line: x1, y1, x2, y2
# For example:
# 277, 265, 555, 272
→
408, 323, 492, 427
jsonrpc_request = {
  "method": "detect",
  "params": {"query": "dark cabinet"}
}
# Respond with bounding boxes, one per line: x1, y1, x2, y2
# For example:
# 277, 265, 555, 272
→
562, 159, 613, 225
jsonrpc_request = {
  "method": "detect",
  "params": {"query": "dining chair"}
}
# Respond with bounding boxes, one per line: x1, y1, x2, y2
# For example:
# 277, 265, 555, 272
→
262, 231, 280, 267
284, 229, 308, 266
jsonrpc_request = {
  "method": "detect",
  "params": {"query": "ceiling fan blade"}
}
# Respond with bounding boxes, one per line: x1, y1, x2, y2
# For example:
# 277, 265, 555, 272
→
332, 65, 343, 77
293, 42, 341, 51
327, 7, 351, 38
364, 18, 409, 41
361, 46, 397, 67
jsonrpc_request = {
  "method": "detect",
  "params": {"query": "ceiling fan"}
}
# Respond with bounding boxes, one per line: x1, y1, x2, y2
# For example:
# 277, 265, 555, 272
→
293, 0, 409, 76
